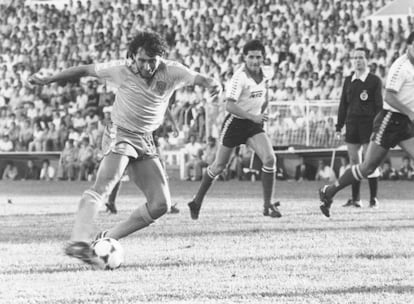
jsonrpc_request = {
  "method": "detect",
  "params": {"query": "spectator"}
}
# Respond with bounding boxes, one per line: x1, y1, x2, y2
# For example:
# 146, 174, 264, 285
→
43, 122, 59, 151
77, 137, 95, 181
295, 160, 316, 181
57, 121, 69, 151
18, 119, 33, 151
22, 159, 40, 180
6, 121, 20, 149
0, 134, 14, 152
380, 160, 398, 181
226, 146, 245, 181
39, 159, 56, 181
2, 160, 18, 180
58, 139, 79, 181
275, 164, 287, 181
183, 134, 203, 181
397, 156, 414, 180
194, 136, 217, 181
0, 0, 405, 153
28, 123, 45, 152
315, 160, 336, 182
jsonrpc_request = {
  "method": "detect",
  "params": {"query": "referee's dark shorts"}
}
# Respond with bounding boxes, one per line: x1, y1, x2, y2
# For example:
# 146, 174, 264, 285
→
345, 116, 374, 144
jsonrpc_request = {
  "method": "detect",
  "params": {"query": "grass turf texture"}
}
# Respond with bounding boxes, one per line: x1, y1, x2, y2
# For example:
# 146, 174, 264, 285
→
0, 179, 413, 303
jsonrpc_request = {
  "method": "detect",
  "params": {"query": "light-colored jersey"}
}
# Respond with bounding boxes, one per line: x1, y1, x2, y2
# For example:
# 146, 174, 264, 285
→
384, 54, 414, 113
225, 64, 272, 118
95, 59, 197, 133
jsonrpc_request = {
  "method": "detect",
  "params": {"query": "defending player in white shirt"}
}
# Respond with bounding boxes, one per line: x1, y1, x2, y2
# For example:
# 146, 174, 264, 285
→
187, 39, 282, 220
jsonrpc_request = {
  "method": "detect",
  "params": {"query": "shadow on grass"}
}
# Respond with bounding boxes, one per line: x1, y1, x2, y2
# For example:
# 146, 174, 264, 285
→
2, 222, 414, 243
161, 223, 414, 238
251, 285, 414, 298
1, 264, 93, 275
118, 250, 414, 271
3, 249, 413, 276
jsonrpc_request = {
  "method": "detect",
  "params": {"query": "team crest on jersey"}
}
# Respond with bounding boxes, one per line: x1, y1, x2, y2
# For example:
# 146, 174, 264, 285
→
154, 81, 167, 95
360, 90, 368, 101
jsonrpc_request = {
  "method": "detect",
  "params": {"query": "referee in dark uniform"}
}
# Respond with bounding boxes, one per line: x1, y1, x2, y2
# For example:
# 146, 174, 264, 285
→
335, 47, 383, 208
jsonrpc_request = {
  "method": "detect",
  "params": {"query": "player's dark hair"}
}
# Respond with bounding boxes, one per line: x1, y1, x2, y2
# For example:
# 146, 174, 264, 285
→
243, 40, 265, 56
126, 31, 167, 59
406, 32, 414, 45
354, 47, 369, 58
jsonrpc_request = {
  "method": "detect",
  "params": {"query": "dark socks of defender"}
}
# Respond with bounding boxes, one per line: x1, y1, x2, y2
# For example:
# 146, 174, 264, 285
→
368, 177, 378, 200
327, 167, 360, 198
108, 181, 121, 204
261, 171, 274, 208
194, 171, 214, 205
351, 181, 361, 201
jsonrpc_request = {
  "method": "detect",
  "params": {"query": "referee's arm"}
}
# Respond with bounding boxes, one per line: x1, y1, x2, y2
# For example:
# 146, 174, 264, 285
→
336, 79, 349, 132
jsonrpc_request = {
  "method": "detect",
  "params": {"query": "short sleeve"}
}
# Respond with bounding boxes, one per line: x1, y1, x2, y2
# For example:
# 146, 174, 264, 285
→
225, 72, 244, 100
94, 60, 128, 86
168, 61, 198, 87
386, 60, 406, 92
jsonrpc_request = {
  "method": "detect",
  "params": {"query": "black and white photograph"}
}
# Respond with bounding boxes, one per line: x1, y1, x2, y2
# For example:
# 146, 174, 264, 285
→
0, 0, 413, 302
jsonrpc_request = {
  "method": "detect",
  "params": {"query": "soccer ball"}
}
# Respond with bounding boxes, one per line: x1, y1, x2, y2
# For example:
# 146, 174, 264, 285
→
91, 237, 124, 270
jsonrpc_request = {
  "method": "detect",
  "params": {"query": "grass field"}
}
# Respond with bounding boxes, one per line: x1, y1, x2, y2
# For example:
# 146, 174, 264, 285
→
0, 179, 413, 303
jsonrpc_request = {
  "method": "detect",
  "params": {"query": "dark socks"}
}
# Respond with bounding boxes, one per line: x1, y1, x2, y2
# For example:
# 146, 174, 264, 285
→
351, 181, 361, 201
261, 170, 275, 208
368, 177, 378, 200
327, 165, 361, 198
193, 170, 215, 205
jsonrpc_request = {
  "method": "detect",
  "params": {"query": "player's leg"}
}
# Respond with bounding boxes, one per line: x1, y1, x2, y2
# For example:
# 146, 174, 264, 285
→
362, 143, 380, 207
188, 144, 234, 219
247, 132, 281, 218
70, 152, 129, 242
104, 157, 170, 239
319, 141, 388, 217
106, 180, 121, 214
345, 143, 362, 207
156, 145, 179, 213
65, 152, 129, 263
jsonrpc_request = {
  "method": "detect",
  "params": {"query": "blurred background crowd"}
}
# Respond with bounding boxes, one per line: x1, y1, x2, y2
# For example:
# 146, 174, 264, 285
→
0, 0, 413, 180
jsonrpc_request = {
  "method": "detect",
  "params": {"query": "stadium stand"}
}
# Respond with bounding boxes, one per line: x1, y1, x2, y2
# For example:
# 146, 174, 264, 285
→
0, 0, 413, 179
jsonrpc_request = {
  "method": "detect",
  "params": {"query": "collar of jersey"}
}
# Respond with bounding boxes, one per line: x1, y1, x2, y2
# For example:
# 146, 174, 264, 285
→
243, 64, 264, 83
351, 69, 369, 82
127, 59, 166, 83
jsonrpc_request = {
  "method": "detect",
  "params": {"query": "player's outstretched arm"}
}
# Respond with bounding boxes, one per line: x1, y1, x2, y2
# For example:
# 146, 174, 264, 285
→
28, 64, 98, 86
193, 74, 222, 97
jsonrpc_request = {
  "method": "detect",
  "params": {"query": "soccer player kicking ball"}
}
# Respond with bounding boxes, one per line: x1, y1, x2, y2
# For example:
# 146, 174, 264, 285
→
319, 32, 414, 217
187, 39, 282, 220
29, 31, 221, 265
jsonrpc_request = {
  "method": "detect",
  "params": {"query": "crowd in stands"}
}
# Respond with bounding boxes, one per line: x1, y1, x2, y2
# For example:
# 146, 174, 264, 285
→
1, 0, 414, 180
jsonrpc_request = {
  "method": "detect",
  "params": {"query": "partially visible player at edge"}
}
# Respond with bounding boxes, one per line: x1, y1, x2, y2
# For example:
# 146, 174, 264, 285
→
28, 31, 221, 265
187, 39, 282, 220
319, 32, 414, 217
